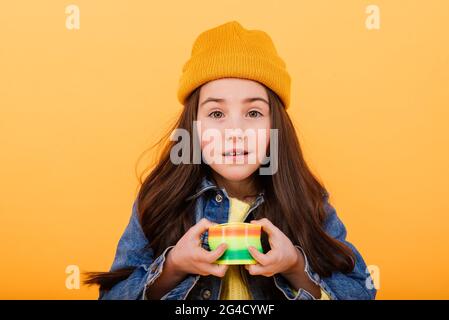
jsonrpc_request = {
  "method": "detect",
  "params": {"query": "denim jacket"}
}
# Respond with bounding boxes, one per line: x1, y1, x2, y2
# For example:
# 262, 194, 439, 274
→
99, 176, 377, 300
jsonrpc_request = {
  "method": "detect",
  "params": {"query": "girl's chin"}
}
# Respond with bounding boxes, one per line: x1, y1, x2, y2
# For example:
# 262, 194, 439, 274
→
210, 166, 259, 182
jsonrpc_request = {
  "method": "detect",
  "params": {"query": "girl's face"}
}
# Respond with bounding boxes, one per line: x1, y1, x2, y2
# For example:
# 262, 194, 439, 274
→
197, 78, 271, 182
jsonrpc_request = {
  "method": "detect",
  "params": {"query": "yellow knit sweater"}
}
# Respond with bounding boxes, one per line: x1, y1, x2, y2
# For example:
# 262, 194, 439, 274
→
219, 196, 332, 300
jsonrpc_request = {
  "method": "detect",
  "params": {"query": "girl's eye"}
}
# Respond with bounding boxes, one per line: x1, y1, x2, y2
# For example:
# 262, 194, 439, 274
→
208, 111, 224, 119
247, 110, 263, 118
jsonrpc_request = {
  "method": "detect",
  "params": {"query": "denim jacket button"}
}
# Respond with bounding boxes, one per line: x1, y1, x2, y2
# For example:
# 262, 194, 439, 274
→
215, 194, 223, 203
201, 288, 212, 300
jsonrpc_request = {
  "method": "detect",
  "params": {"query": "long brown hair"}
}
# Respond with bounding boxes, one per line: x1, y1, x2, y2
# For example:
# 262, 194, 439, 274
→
84, 84, 355, 292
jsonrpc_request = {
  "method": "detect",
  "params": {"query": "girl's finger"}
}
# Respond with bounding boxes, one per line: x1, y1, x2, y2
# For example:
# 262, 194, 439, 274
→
204, 243, 228, 263
207, 263, 228, 278
191, 218, 216, 239
195, 262, 218, 276
247, 246, 270, 266
250, 218, 278, 238
246, 263, 267, 276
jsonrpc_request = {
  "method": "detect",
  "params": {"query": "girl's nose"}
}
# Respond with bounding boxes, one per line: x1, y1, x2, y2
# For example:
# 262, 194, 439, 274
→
227, 133, 244, 143
226, 113, 245, 131
225, 127, 245, 146
225, 113, 246, 143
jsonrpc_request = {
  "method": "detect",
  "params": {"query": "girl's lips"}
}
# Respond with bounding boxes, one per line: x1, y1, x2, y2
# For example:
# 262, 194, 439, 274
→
222, 150, 249, 156
221, 151, 252, 163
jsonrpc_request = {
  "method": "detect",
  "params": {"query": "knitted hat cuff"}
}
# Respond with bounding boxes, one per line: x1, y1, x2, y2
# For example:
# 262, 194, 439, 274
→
178, 53, 291, 108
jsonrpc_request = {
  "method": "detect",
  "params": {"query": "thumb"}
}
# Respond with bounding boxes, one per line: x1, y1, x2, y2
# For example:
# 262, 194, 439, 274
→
210, 263, 229, 278
206, 242, 228, 263
192, 218, 216, 239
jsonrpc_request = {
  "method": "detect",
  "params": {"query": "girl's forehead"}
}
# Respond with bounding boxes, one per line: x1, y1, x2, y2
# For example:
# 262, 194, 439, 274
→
199, 78, 268, 100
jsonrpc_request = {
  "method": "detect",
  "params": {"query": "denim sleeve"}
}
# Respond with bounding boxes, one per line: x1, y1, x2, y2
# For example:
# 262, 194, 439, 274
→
98, 199, 192, 300
273, 195, 377, 300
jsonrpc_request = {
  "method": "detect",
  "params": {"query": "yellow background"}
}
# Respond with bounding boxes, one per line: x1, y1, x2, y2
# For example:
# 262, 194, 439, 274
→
1, 0, 448, 299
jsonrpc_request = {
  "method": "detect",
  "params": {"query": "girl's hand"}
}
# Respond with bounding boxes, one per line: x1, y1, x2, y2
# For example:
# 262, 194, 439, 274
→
244, 218, 303, 277
168, 218, 229, 278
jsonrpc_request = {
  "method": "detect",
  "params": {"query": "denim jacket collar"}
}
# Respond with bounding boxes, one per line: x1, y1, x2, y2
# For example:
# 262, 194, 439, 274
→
185, 175, 220, 202
185, 174, 265, 203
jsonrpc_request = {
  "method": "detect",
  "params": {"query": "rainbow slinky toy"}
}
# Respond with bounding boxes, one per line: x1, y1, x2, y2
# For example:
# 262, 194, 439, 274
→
207, 222, 263, 265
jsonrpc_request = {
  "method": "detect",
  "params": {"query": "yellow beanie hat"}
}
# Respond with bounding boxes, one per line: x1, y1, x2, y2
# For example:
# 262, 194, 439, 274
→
177, 21, 291, 108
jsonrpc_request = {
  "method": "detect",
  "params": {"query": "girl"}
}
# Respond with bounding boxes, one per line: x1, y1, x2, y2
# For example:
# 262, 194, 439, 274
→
85, 21, 376, 300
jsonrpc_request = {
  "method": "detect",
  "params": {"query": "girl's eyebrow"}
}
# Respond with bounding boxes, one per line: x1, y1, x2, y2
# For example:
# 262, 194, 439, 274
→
199, 97, 269, 107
